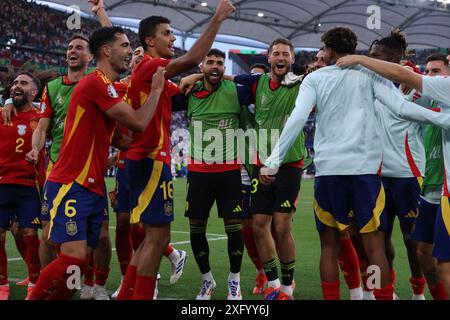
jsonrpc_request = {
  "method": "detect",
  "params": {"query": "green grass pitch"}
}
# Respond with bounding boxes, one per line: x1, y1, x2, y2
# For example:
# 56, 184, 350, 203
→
5, 177, 430, 300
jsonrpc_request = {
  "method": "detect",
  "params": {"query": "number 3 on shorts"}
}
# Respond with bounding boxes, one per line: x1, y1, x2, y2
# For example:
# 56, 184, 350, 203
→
251, 178, 259, 194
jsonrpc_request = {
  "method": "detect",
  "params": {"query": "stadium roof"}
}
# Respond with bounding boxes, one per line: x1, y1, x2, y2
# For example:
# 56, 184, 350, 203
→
49, 0, 450, 49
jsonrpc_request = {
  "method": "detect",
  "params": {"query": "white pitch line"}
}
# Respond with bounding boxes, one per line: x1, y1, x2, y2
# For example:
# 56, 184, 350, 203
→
7, 236, 228, 262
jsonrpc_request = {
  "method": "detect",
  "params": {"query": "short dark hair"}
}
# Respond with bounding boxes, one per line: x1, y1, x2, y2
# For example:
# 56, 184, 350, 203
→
139, 16, 171, 51
70, 33, 89, 44
321, 27, 358, 54
16, 71, 41, 93
426, 54, 450, 65
269, 38, 294, 54
206, 48, 225, 60
89, 27, 126, 59
250, 63, 269, 73
369, 28, 407, 62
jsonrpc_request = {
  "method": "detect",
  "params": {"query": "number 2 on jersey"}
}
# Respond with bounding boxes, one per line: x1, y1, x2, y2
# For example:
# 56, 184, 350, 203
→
16, 137, 25, 153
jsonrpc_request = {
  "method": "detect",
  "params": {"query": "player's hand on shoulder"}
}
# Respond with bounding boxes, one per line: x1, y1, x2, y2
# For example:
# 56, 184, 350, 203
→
151, 67, 166, 93
25, 149, 39, 165
2, 100, 17, 126
214, 0, 236, 22
179, 73, 203, 95
336, 55, 362, 68
259, 166, 277, 185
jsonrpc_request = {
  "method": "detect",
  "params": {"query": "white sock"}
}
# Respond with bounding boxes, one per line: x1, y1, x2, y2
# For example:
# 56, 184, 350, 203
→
168, 249, 180, 264
228, 272, 240, 282
268, 279, 281, 289
202, 271, 214, 282
280, 284, 293, 296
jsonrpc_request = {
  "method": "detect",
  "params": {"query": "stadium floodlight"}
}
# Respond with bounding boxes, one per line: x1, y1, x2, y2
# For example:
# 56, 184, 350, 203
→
201, 2, 208, 7
257, 12, 264, 17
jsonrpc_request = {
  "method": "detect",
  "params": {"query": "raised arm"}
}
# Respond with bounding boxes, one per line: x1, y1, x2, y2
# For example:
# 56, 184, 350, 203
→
165, 0, 235, 79
89, 0, 113, 27
337, 55, 423, 92
106, 67, 166, 131
373, 74, 450, 130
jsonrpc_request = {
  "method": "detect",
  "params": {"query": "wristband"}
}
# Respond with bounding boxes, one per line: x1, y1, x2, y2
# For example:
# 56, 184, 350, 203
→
4, 98, 13, 105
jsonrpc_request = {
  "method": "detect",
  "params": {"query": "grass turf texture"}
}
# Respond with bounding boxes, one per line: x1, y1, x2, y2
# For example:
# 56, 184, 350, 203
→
5, 177, 431, 300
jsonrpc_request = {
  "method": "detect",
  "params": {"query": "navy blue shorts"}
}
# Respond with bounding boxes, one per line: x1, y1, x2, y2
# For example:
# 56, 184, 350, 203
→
433, 197, 450, 261
412, 196, 439, 244
114, 167, 130, 214
127, 158, 174, 225
0, 184, 41, 229
314, 175, 387, 233
382, 177, 421, 227
46, 181, 104, 248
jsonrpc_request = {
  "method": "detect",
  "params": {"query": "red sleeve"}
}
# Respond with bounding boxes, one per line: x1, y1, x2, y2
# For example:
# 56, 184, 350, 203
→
168, 80, 180, 96
92, 76, 124, 112
139, 58, 171, 83
39, 85, 53, 118
114, 82, 128, 99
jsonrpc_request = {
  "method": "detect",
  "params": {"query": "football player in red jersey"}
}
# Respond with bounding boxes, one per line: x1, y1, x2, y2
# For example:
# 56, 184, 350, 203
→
28, 26, 166, 300
0, 72, 43, 300
117, 0, 236, 300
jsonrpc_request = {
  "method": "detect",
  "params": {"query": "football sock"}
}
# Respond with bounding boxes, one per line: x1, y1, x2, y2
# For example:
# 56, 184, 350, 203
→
84, 251, 94, 286
14, 234, 27, 260
115, 228, 132, 276
163, 244, 174, 257
132, 275, 157, 300
165, 244, 181, 264
321, 280, 340, 300
280, 260, 295, 287
225, 223, 244, 273
374, 283, 394, 300
429, 281, 449, 300
24, 234, 40, 284
263, 258, 279, 283
29, 253, 86, 300
117, 264, 137, 300
338, 238, 361, 289
241, 226, 263, 270
190, 224, 210, 274
410, 276, 426, 296
94, 267, 110, 286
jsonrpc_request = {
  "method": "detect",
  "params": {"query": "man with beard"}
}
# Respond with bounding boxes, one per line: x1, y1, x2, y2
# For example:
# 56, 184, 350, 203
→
0, 72, 42, 300
261, 27, 450, 300
117, 0, 235, 301
28, 26, 166, 300
172, 39, 308, 301
182, 49, 251, 300
111, 45, 187, 299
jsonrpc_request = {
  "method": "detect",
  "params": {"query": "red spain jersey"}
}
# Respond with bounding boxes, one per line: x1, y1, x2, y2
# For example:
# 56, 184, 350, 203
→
114, 80, 129, 170
125, 54, 179, 165
0, 108, 41, 186
48, 69, 123, 196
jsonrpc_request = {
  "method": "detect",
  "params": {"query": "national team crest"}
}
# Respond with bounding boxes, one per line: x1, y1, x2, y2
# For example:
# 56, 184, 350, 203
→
108, 84, 119, 98
66, 221, 78, 236
17, 125, 27, 136
41, 201, 49, 216
164, 202, 173, 216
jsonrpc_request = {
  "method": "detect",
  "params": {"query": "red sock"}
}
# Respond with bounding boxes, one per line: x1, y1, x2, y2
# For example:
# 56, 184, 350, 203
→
338, 238, 361, 290
24, 234, 41, 284
29, 253, 86, 300
350, 234, 371, 291
374, 283, 394, 300
84, 252, 94, 286
131, 224, 145, 251
117, 264, 137, 300
163, 244, 174, 257
241, 226, 263, 270
132, 275, 157, 300
0, 238, 7, 285
429, 281, 449, 300
115, 228, 132, 276
410, 276, 426, 295
94, 268, 110, 286
14, 234, 27, 260
321, 280, 340, 300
